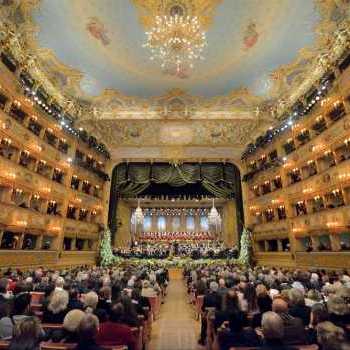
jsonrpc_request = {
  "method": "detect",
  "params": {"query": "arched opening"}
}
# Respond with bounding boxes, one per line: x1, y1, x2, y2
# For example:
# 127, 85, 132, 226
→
108, 162, 244, 245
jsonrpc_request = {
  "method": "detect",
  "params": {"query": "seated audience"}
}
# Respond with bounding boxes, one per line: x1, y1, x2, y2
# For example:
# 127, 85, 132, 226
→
51, 309, 85, 343
327, 295, 350, 328
261, 311, 298, 350
252, 284, 272, 327
42, 289, 69, 323
306, 303, 329, 344
75, 313, 101, 350
288, 287, 311, 326
82, 291, 99, 313
0, 292, 32, 339
218, 310, 261, 350
96, 303, 136, 350
271, 297, 306, 345
8, 316, 42, 350
317, 321, 345, 350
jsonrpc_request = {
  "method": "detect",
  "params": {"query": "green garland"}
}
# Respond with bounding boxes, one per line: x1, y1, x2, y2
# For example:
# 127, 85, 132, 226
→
99, 228, 119, 266
237, 226, 252, 265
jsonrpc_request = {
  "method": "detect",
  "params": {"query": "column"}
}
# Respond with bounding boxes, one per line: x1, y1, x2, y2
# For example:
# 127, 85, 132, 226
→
114, 200, 132, 247
222, 201, 237, 246
181, 212, 186, 231
166, 215, 172, 232
151, 215, 157, 232
194, 214, 200, 233
35, 234, 43, 250
311, 235, 319, 251
329, 233, 341, 251
277, 240, 283, 252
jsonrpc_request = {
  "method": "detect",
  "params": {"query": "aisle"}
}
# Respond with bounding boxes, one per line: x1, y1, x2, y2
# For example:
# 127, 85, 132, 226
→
149, 278, 201, 350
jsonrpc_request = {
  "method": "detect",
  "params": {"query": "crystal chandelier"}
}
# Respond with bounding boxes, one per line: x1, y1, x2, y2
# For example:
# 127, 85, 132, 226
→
134, 199, 144, 226
143, 14, 207, 76
208, 198, 221, 232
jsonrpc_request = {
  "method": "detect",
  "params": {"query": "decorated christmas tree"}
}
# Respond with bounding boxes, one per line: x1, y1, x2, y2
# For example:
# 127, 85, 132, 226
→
237, 226, 252, 266
99, 227, 116, 266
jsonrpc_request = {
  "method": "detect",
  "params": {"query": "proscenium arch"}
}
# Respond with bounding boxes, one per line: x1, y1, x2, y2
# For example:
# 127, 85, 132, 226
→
108, 162, 244, 245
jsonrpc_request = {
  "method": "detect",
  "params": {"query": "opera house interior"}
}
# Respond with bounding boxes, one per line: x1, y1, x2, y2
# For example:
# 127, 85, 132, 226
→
0, 1, 350, 350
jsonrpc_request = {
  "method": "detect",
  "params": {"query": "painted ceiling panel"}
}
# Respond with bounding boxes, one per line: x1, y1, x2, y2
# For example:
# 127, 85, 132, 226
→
31, 0, 320, 98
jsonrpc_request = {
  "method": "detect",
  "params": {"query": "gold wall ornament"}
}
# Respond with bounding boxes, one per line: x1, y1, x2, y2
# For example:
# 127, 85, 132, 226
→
131, 0, 222, 29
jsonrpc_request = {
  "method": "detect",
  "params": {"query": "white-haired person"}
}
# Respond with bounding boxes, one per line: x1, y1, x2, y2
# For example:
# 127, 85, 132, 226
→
317, 321, 345, 350
42, 289, 69, 324
50, 309, 85, 343
82, 291, 99, 313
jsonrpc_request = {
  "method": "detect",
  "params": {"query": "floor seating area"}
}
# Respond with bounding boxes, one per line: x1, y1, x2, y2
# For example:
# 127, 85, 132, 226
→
0, 264, 167, 350
183, 263, 350, 350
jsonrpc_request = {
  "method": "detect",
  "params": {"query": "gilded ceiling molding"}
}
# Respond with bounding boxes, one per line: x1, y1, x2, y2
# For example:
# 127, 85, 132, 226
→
131, 0, 222, 29
0, 0, 349, 150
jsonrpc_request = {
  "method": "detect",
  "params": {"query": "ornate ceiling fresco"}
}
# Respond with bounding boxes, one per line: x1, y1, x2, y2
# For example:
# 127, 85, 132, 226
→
0, 0, 349, 161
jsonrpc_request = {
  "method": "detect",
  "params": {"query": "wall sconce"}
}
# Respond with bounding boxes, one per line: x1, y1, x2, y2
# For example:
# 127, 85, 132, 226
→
16, 220, 27, 227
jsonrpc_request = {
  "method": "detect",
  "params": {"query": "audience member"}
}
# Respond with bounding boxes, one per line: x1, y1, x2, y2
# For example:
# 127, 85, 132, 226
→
75, 314, 101, 350
317, 321, 345, 350
96, 303, 136, 350
8, 316, 42, 350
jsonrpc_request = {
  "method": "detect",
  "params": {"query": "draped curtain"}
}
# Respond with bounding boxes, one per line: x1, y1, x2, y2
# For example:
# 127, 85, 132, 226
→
115, 163, 237, 198
109, 162, 244, 244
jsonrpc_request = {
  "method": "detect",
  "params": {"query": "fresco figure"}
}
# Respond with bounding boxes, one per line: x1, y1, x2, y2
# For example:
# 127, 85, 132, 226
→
243, 22, 259, 50
86, 17, 110, 46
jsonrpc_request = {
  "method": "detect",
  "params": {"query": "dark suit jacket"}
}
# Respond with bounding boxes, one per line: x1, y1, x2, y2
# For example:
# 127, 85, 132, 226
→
202, 292, 222, 312
289, 304, 311, 326
279, 312, 306, 345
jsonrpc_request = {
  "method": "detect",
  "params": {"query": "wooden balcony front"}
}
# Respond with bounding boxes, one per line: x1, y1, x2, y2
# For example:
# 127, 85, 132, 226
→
0, 110, 69, 166
253, 220, 289, 234
63, 218, 100, 237
295, 251, 350, 269
291, 205, 349, 233
0, 202, 62, 233
254, 252, 295, 267
0, 156, 66, 200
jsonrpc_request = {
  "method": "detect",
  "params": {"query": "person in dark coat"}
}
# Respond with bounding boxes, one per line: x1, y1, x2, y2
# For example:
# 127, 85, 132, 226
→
261, 312, 298, 350
75, 314, 102, 350
218, 311, 261, 350
198, 281, 222, 345
288, 288, 311, 326
272, 297, 306, 345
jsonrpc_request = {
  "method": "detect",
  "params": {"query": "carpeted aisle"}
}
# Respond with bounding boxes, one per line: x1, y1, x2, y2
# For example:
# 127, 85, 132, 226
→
149, 278, 201, 350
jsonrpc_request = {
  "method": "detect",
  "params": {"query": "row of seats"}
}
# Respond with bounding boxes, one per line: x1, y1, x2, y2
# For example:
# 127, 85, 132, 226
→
189, 290, 320, 350
26, 291, 164, 350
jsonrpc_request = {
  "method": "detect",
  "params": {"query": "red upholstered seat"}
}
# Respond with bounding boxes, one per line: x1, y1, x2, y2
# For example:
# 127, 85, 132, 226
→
0, 340, 9, 350
30, 291, 45, 305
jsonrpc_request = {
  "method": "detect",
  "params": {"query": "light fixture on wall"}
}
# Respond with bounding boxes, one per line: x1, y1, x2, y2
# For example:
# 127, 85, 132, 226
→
134, 198, 144, 226
208, 198, 221, 234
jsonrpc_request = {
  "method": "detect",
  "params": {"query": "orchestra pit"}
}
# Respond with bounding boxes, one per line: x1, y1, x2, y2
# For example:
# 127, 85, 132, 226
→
0, 1, 349, 350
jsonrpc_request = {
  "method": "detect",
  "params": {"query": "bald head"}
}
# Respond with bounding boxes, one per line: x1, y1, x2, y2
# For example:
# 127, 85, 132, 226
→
272, 298, 288, 314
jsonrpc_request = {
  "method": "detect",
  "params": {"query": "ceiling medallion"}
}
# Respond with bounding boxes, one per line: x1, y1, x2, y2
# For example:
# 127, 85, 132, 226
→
143, 4, 207, 77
